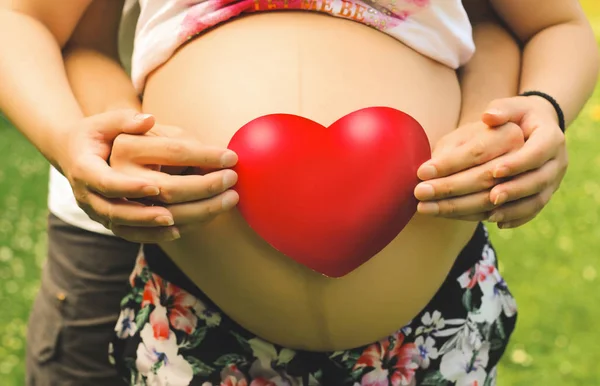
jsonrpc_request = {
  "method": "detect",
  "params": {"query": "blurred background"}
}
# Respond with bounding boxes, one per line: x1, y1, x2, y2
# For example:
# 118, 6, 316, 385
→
1, 1, 600, 385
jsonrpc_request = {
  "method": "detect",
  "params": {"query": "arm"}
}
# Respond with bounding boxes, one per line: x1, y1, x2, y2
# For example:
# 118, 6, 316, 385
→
62, 1, 240, 240
413, 2, 525, 220
63, 0, 142, 114
0, 1, 236, 242
490, 0, 598, 125
0, 0, 92, 169
459, 0, 521, 125
415, 0, 597, 227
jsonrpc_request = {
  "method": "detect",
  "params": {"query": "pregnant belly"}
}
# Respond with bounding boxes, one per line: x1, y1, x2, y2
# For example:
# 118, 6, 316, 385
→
142, 12, 478, 351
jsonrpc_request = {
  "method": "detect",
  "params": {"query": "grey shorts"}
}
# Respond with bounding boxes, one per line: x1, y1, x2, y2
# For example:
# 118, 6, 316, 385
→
26, 214, 139, 386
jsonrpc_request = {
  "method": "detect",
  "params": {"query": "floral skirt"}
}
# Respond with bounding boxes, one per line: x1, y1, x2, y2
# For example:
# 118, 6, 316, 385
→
109, 225, 517, 386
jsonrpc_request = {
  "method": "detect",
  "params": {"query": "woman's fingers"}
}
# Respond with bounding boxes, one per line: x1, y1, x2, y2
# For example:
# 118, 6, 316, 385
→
415, 161, 502, 201
150, 169, 238, 204
110, 162, 239, 205
111, 133, 238, 169
168, 190, 240, 225
418, 121, 523, 180
417, 190, 496, 218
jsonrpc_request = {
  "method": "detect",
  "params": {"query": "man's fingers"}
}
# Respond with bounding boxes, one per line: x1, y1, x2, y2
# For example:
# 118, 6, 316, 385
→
418, 122, 523, 180
497, 214, 538, 229
112, 134, 238, 168
487, 189, 552, 225
417, 190, 496, 218
77, 156, 160, 199
489, 160, 563, 205
482, 97, 529, 127
415, 162, 502, 201
84, 193, 175, 227
168, 190, 239, 225
110, 224, 181, 243
91, 110, 156, 139
488, 129, 562, 179
150, 169, 238, 204
455, 213, 492, 222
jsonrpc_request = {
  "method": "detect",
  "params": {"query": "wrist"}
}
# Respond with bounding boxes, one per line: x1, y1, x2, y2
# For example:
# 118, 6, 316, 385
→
519, 91, 566, 132
46, 118, 82, 176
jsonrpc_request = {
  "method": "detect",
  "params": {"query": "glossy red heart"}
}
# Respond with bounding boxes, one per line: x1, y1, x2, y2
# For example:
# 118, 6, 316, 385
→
228, 107, 430, 277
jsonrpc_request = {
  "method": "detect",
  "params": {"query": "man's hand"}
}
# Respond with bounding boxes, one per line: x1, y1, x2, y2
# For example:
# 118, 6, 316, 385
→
480, 96, 568, 228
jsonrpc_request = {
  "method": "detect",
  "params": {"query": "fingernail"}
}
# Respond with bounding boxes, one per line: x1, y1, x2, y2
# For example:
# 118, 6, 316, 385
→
155, 216, 174, 226
220, 150, 238, 167
419, 164, 438, 180
418, 202, 439, 215
169, 227, 181, 240
222, 170, 238, 189
484, 108, 502, 117
493, 192, 508, 206
488, 212, 503, 223
143, 186, 160, 196
222, 191, 239, 210
415, 183, 435, 200
134, 113, 153, 121
498, 222, 510, 229
493, 166, 510, 179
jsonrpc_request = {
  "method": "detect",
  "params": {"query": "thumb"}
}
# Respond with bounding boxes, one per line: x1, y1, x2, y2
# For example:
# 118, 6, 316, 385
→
481, 97, 528, 128
90, 109, 156, 140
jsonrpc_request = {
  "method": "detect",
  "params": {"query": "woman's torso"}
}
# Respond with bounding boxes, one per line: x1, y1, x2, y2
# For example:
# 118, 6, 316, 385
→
141, 12, 478, 351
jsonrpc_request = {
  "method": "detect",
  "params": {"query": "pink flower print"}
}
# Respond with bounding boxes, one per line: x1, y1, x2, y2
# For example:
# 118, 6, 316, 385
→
129, 252, 147, 287
179, 0, 255, 41
135, 324, 194, 386
220, 364, 249, 386
354, 332, 420, 386
219, 364, 279, 386
458, 263, 496, 290
142, 275, 204, 339
220, 376, 249, 386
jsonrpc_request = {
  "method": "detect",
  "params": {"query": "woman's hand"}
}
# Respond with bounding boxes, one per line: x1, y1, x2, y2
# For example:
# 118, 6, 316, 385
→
415, 95, 568, 228
59, 109, 182, 237
414, 119, 525, 221
108, 123, 240, 242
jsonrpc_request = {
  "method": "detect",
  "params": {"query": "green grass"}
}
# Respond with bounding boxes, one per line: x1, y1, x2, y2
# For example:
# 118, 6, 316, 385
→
2, 4, 600, 384
0, 116, 50, 382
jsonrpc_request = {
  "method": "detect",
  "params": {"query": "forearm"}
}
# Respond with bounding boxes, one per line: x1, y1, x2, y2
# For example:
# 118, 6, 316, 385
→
459, 9, 521, 125
0, 10, 85, 170
64, 48, 141, 115
518, 21, 598, 126
491, 0, 599, 126
63, 0, 141, 116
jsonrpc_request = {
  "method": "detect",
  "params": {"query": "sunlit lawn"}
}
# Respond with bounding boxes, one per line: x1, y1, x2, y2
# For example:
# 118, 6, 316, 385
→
1, 2, 600, 385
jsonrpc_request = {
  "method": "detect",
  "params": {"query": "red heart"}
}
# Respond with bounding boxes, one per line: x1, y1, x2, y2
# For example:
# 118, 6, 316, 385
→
228, 107, 430, 277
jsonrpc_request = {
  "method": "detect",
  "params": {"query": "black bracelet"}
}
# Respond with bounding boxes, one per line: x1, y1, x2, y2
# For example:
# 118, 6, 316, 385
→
519, 91, 566, 133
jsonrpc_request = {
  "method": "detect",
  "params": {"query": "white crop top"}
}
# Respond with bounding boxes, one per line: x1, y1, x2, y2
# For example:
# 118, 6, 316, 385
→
132, 0, 475, 93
